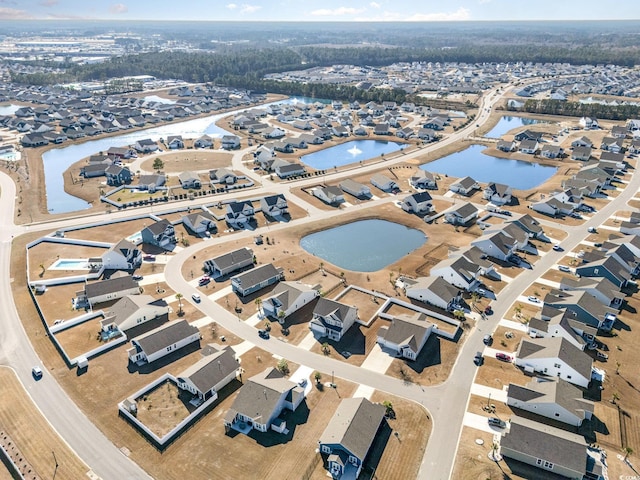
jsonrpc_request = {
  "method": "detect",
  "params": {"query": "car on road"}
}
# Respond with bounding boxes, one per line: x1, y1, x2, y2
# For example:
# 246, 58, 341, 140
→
495, 352, 512, 362
143, 254, 156, 261
474, 352, 484, 366
198, 276, 211, 286
588, 226, 597, 233
483, 334, 493, 345
258, 329, 270, 339
191, 293, 201, 303
569, 212, 581, 219
553, 245, 563, 252
132, 274, 143, 281
484, 306, 492, 315
558, 265, 571, 272
527, 296, 540, 303
488, 417, 507, 428
32, 366, 43, 379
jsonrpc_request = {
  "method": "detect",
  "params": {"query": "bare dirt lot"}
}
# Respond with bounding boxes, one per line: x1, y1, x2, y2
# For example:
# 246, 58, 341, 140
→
139, 150, 233, 174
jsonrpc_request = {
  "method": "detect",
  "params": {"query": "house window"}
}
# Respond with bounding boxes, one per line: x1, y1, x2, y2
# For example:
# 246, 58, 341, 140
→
321, 445, 331, 454
349, 455, 357, 465
593, 268, 599, 274
554, 363, 561, 368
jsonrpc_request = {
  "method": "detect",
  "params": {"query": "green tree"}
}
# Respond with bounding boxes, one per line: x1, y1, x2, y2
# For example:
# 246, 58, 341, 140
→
314, 371, 322, 384
277, 358, 289, 375
623, 446, 634, 461
175, 293, 183, 316
152, 157, 164, 172
322, 342, 330, 355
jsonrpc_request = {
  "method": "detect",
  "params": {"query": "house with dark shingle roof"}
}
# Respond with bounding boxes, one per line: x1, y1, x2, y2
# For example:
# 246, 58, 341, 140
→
309, 298, 358, 342
499, 416, 607, 480
127, 319, 200, 364
101, 239, 142, 270
224, 367, 305, 434
377, 312, 434, 360
75, 275, 140, 309
176, 346, 240, 401
507, 378, 593, 427
100, 294, 169, 333
319, 397, 386, 479
449, 176, 480, 196
405, 276, 463, 311
443, 202, 478, 226
231, 263, 282, 297
141, 219, 176, 250
226, 200, 255, 227
182, 211, 217, 235
575, 255, 631, 289
261, 281, 319, 321
204, 247, 254, 278
483, 182, 512, 206
543, 289, 617, 331
515, 337, 593, 388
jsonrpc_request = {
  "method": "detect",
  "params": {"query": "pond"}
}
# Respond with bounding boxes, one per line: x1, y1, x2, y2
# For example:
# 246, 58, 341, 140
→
300, 219, 426, 272
300, 140, 405, 170
484, 116, 549, 139
143, 95, 176, 105
0, 104, 20, 115
421, 144, 557, 190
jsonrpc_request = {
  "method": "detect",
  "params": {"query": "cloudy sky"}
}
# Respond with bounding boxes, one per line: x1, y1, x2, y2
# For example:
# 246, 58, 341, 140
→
0, 0, 638, 21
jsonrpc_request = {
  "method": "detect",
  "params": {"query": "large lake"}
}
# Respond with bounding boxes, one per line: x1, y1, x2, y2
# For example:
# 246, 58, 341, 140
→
484, 116, 548, 139
300, 140, 405, 170
421, 144, 557, 190
300, 219, 426, 272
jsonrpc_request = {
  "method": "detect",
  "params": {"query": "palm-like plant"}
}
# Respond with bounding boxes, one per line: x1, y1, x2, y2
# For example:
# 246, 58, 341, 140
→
175, 293, 183, 316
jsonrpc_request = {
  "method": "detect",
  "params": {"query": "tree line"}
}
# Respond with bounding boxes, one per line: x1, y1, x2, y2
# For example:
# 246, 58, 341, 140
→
510, 99, 640, 121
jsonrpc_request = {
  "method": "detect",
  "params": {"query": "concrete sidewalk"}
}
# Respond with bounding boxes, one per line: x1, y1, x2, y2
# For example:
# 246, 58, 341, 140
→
360, 344, 394, 373
469, 383, 508, 403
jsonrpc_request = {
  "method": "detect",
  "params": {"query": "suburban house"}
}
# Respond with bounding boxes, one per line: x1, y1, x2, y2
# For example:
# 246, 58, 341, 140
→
105, 165, 133, 186
137, 174, 166, 192
194, 135, 214, 148
81, 163, 107, 178
223, 367, 305, 434
496, 140, 516, 152
507, 214, 544, 239
540, 145, 564, 159
226, 200, 255, 228
500, 416, 607, 480
559, 276, 625, 310
309, 298, 358, 342
261, 281, 319, 321
449, 176, 480, 196
178, 171, 202, 189
600, 136, 623, 153
182, 211, 217, 235
484, 223, 530, 253
275, 162, 306, 179
210, 168, 237, 185
377, 312, 434, 360
401, 192, 434, 215
471, 231, 518, 262
176, 346, 240, 401
575, 255, 631, 288
75, 275, 140, 309
100, 239, 142, 270
507, 377, 593, 427
443, 202, 478, 226
100, 295, 169, 333
262, 127, 286, 139
404, 276, 463, 311
106, 146, 135, 158
515, 337, 593, 388
133, 138, 159, 153
141, 219, 176, 250
409, 170, 437, 190
527, 309, 588, 352
318, 397, 386, 480
571, 136, 593, 148
231, 263, 283, 297
514, 130, 544, 142
127, 319, 200, 364
204, 247, 254, 277
221, 134, 241, 150
370, 174, 398, 192
312, 186, 345, 205
339, 179, 371, 199
579, 117, 599, 129
431, 255, 482, 292
543, 290, 617, 331
571, 146, 592, 161
167, 135, 184, 149
483, 182, 513, 206
518, 139, 539, 154
260, 194, 288, 217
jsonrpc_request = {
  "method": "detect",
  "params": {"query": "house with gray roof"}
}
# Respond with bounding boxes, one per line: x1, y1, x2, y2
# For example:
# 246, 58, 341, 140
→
204, 247, 254, 278
404, 276, 463, 312
194, 135, 214, 148
443, 202, 478, 226
260, 194, 288, 217
221, 134, 240, 150
507, 214, 544, 239
377, 312, 434, 360
339, 179, 371, 199
409, 169, 437, 190
75, 275, 140, 309
261, 281, 319, 321
226, 200, 255, 228
137, 173, 165, 192
483, 182, 512, 206
527, 308, 587, 351
431, 255, 482, 292
100, 294, 169, 333
543, 289, 617, 331
182, 211, 217, 236
275, 162, 305, 179
575, 255, 631, 289
178, 171, 201, 189
401, 192, 434, 215
100, 239, 142, 270
224, 367, 305, 434
507, 378, 593, 427
571, 145, 592, 161
515, 337, 593, 388
518, 139, 539, 154
559, 276, 624, 310
133, 138, 159, 153
471, 231, 518, 262
127, 319, 200, 364
312, 186, 345, 205
309, 298, 358, 342
231, 263, 283, 297
141, 219, 176, 250
176, 346, 240, 401
370, 173, 398, 192
449, 176, 480, 196
105, 165, 132, 186
319, 397, 386, 479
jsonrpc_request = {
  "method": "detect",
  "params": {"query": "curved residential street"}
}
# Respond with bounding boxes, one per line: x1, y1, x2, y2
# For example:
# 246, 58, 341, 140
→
1, 82, 632, 479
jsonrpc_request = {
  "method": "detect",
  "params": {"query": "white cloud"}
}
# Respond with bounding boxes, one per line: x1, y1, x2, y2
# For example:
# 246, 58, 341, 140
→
109, 3, 128, 14
0, 6, 31, 18
39, 0, 59, 7
370, 1, 381, 8
311, 7, 366, 16
357, 7, 471, 21
240, 4, 261, 14
226, 3, 237, 9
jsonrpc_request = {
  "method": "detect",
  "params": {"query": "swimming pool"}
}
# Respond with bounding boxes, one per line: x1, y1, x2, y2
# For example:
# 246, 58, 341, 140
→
50, 259, 90, 270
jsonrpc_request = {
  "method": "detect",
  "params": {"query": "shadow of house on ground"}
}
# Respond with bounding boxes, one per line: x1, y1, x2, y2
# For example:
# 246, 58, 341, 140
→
321, 323, 367, 357
248, 400, 310, 447
405, 334, 443, 374
127, 340, 201, 375
580, 414, 610, 444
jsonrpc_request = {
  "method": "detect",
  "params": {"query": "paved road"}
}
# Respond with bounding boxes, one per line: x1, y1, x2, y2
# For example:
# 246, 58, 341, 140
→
3, 80, 632, 480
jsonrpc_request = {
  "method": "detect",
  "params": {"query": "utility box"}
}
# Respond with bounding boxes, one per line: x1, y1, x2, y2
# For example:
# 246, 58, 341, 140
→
76, 357, 89, 370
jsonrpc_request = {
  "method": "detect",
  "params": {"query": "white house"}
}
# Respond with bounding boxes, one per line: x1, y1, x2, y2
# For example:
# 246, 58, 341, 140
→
309, 298, 358, 342
443, 202, 478, 226
370, 173, 397, 192
449, 176, 480, 196
260, 194, 288, 217
431, 256, 482, 292
75, 275, 140, 309
471, 231, 518, 262
176, 346, 240, 401
515, 337, 593, 388
226, 200, 255, 228
483, 183, 513, 206
377, 312, 434, 360
261, 281, 319, 321
401, 192, 434, 215
100, 295, 169, 333
182, 212, 217, 235
507, 378, 593, 427
409, 170, 437, 189
221, 134, 241, 150
339, 179, 371, 198
101, 239, 142, 270
204, 247, 254, 277
404, 276, 463, 311
127, 320, 200, 364
312, 186, 345, 205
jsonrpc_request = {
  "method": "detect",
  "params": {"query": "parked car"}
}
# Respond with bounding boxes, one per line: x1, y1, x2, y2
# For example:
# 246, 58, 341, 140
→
483, 334, 493, 345
495, 352, 512, 362
198, 276, 211, 286
488, 417, 507, 428
484, 306, 492, 315
258, 329, 270, 339
32, 366, 43, 379
558, 265, 571, 272
553, 244, 563, 252
143, 254, 156, 261
588, 226, 597, 233
298, 378, 308, 387
474, 351, 484, 366
527, 296, 540, 303
192, 293, 201, 303
132, 274, 143, 281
